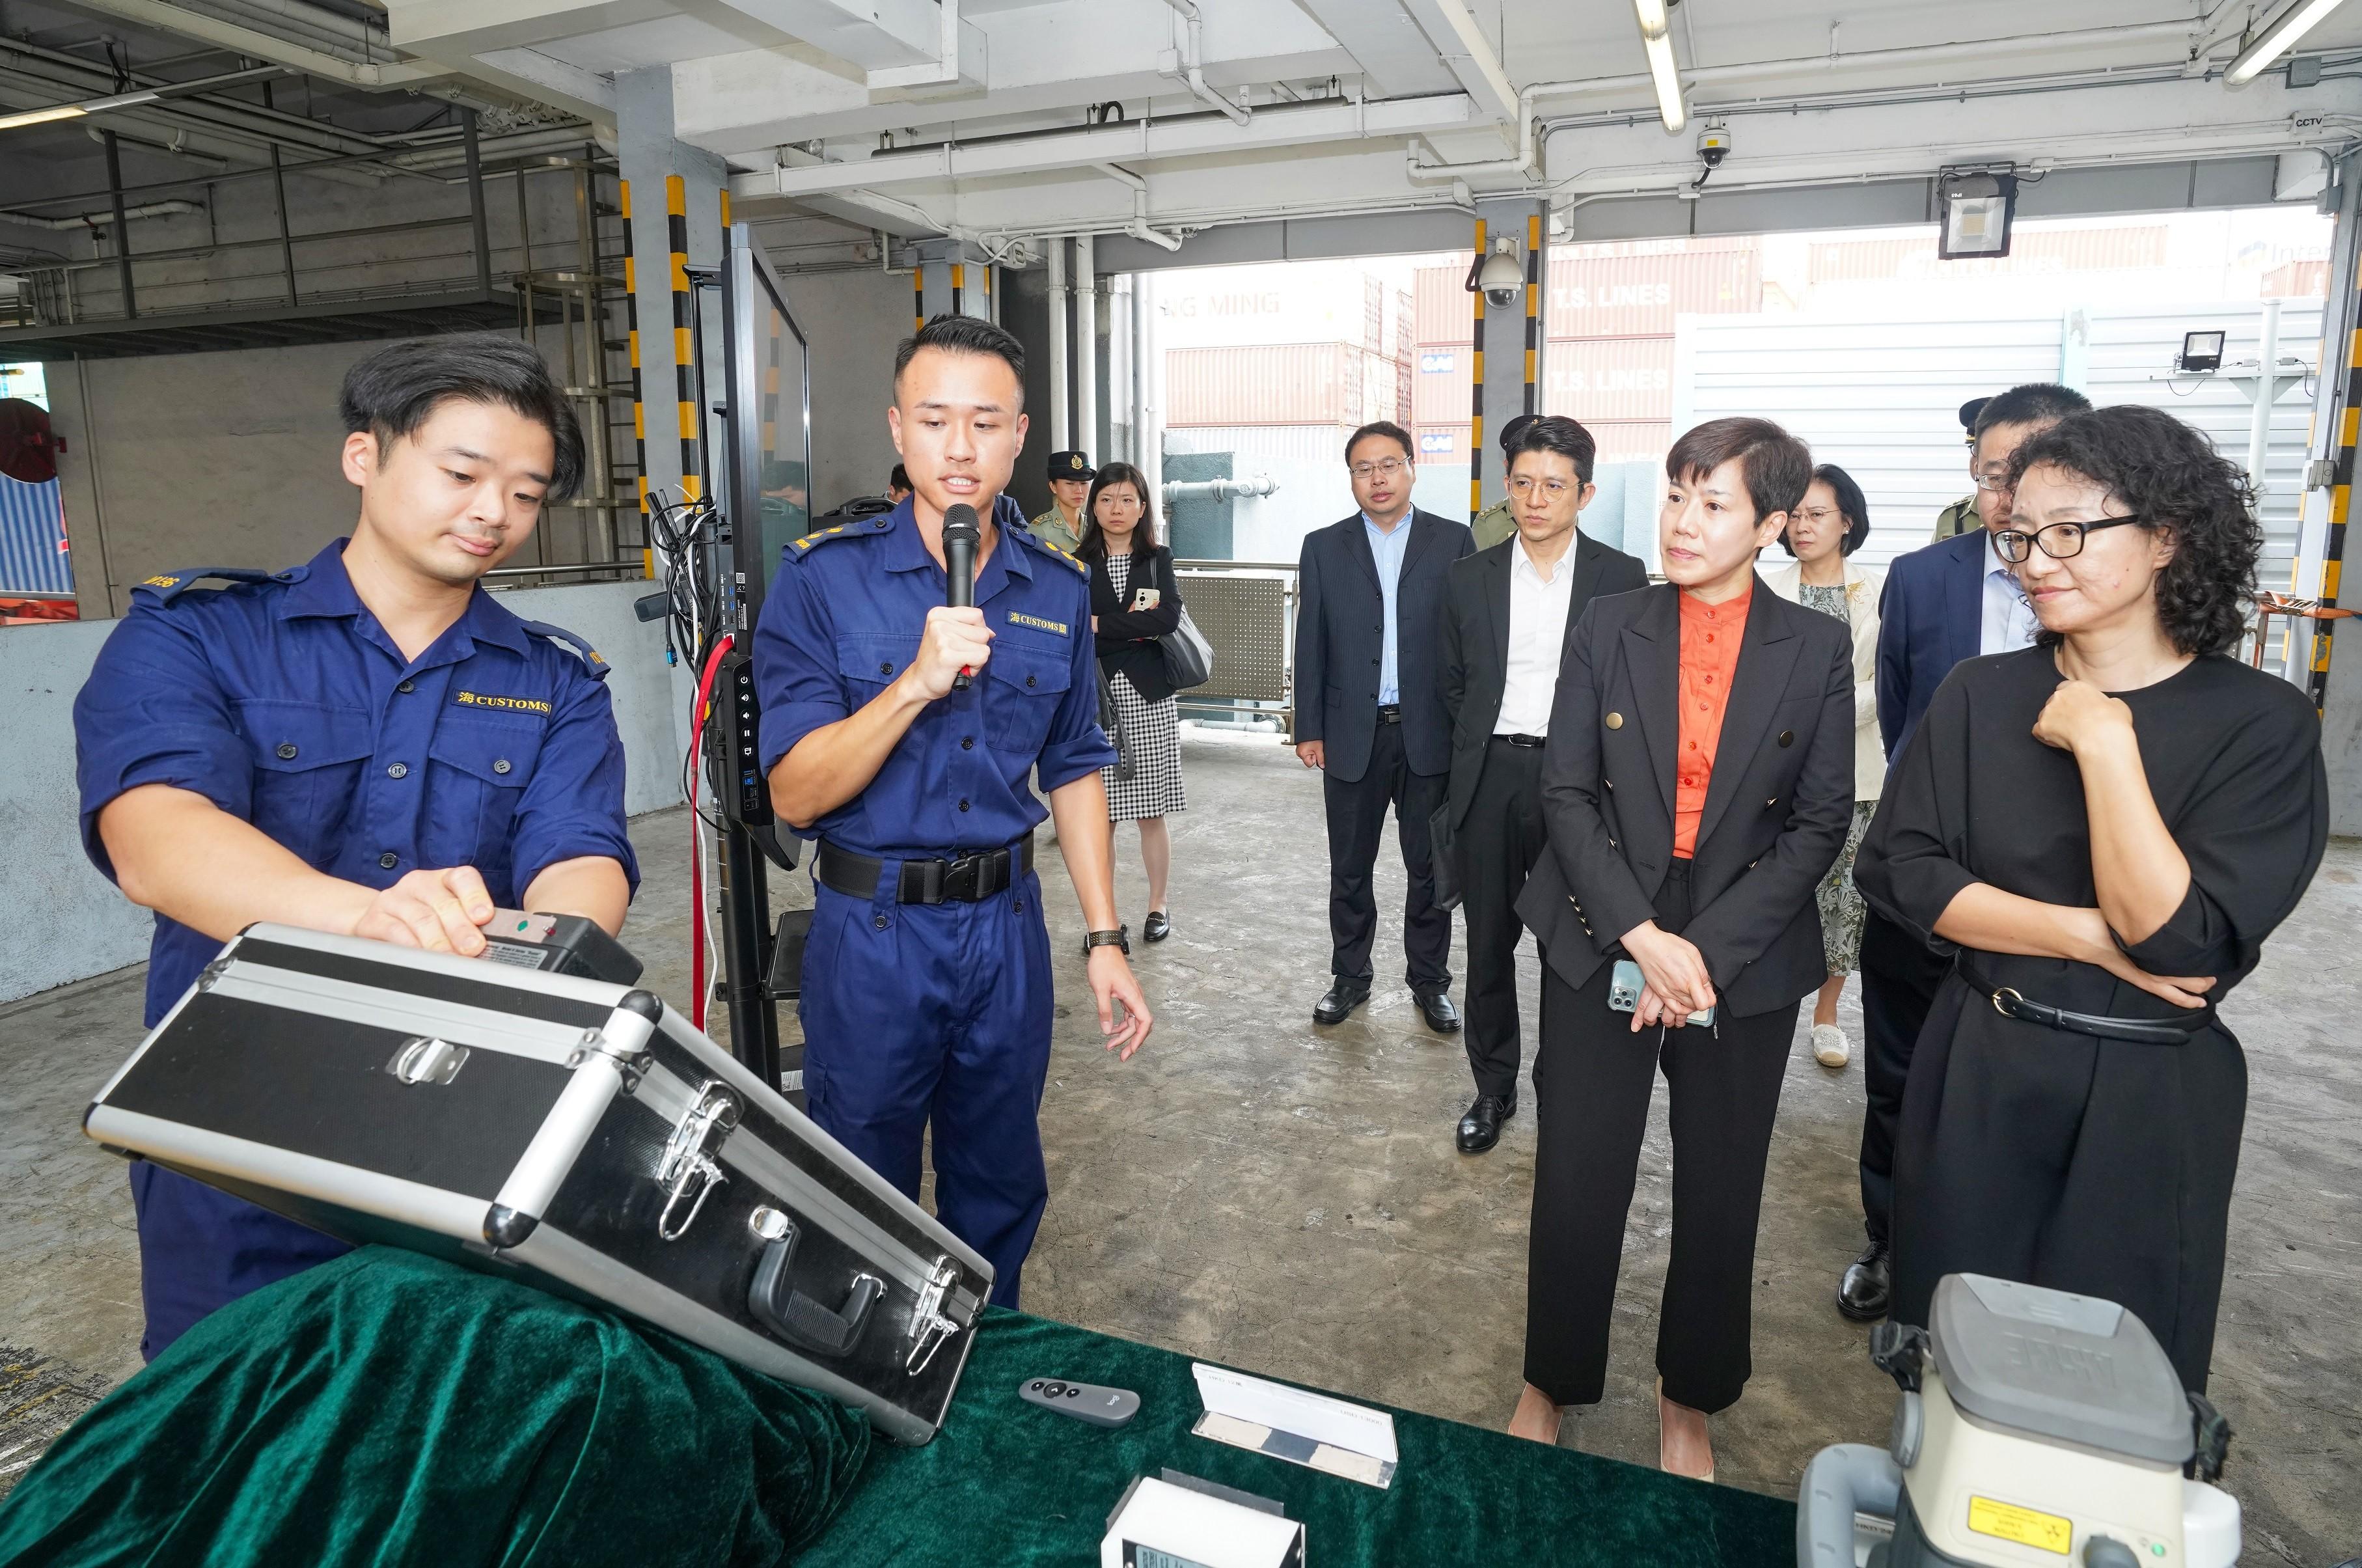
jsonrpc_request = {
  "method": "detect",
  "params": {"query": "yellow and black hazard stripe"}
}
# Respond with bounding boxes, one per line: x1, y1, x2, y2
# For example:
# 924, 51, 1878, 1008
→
620, 180, 651, 575
1522, 213, 1541, 419
1468, 217, 1486, 520
666, 176, 700, 502
914, 269, 924, 333
2311, 317, 2362, 710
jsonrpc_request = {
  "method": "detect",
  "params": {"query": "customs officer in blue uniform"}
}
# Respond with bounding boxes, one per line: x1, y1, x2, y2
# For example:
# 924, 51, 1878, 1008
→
756, 316, 1153, 1308
74, 335, 639, 1358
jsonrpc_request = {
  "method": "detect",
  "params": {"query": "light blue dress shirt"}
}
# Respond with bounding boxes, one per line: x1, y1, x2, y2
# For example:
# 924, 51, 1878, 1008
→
1364, 511, 1413, 704
1979, 529, 2040, 655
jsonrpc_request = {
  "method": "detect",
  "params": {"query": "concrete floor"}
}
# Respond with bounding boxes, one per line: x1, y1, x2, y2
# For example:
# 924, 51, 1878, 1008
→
3, 732, 2356, 1558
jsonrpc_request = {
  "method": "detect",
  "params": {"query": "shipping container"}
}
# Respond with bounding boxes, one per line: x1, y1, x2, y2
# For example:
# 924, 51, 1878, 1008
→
1543, 249, 1763, 337
1415, 265, 1478, 347
2262, 259, 2329, 297
1807, 225, 2170, 284
1164, 424, 1357, 466
1166, 343, 1369, 427
1155, 262, 1386, 351
1414, 422, 1470, 461
1587, 420, 1674, 463
1544, 335, 1677, 423
1411, 344, 1472, 423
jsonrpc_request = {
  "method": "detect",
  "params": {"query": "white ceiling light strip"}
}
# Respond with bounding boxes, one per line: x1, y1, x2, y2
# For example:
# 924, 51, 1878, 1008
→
1632, 0, 1688, 133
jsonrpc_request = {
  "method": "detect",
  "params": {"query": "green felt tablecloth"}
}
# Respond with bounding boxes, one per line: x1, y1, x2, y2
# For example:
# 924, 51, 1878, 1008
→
0, 1247, 1795, 1567
804, 1308, 1795, 1568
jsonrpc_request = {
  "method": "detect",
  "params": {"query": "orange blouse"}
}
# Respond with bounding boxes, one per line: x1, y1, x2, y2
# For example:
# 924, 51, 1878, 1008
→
1673, 583, 1751, 859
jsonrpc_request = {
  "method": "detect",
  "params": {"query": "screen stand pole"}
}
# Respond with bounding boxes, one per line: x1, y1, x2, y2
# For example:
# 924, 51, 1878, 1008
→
715, 817, 782, 1088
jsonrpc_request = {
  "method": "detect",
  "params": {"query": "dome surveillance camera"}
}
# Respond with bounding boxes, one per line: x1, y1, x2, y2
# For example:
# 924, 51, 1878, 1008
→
1697, 124, 1731, 167
1477, 247, 1524, 308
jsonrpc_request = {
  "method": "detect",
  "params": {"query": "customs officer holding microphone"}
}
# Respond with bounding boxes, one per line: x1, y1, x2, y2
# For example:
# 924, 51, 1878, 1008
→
754, 315, 1153, 1308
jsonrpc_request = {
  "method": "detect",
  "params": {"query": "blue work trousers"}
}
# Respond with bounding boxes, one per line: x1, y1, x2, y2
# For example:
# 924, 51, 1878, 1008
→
129, 1161, 350, 1360
798, 868, 1055, 1309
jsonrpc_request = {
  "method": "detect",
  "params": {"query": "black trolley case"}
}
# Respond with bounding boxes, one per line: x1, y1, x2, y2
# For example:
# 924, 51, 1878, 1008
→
83, 924, 992, 1445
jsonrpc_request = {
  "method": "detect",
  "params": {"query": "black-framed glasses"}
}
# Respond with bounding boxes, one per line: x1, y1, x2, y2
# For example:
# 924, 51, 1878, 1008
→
1991, 515, 2150, 564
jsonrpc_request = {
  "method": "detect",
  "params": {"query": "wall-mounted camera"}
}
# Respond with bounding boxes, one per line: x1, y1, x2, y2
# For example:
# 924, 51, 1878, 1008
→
1474, 238, 1524, 308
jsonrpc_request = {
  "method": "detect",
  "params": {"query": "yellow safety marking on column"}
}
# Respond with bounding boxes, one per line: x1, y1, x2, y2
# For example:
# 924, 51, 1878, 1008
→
665, 176, 685, 217
670, 255, 689, 293
620, 178, 632, 220
2327, 558, 2344, 597
719, 189, 731, 228
2333, 488, 2350, 524
2342, 406, 2359, 445
681, 474, 702, 501
1526, 348, 1536, 379
633, 404, 645, 439
678, 401, 696, 438
674, 327, 692, 363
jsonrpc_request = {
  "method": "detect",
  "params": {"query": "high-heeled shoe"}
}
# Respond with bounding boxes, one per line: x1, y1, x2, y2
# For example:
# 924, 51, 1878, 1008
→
1656, 1377, 1714, 1483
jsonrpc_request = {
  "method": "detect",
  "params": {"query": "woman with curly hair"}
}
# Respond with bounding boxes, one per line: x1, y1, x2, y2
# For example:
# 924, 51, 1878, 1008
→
1854, 404, 2326, 1392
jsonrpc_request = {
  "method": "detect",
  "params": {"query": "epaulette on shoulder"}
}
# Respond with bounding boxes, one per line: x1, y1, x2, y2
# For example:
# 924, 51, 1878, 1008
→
130, 566, 284, 608
788, 514, 892, 560
517, 618, 611, 680
1015, 527, 1089, 577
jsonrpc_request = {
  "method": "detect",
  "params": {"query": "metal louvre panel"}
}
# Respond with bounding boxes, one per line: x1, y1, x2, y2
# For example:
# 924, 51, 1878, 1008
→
1172, 571, 1290, 703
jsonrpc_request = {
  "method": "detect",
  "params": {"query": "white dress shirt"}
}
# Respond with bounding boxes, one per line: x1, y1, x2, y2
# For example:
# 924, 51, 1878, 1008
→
1979, 529, 2040, 655
1494, 533, 1578, 736
1363, 512, 1413, 705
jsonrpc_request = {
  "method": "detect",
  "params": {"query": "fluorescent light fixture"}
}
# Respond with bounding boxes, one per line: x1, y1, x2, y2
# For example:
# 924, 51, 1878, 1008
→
1632, 0, 1686, 133
0, 86, 161, 133
0, 104, 89, 131
1938, 171, 2018, 260
2227, 0, 2353, 86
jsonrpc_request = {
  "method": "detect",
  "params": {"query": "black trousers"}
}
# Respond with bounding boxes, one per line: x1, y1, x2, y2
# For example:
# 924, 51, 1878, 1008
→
1854, 909, 1950, 1248
1459, 739, 1546, 1099
1524, 861, 1800, 1414
1323, 718, 1452, 991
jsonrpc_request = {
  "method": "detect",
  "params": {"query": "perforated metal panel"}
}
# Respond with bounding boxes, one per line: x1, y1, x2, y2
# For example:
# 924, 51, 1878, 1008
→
1174, 568, 1292, 706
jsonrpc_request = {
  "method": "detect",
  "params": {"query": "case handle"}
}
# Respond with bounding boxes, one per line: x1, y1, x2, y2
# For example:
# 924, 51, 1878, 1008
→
747, 1218, 885, 1357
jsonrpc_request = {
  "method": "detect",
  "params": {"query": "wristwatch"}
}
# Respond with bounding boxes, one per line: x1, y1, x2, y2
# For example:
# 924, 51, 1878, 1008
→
1082, 927, 1131, 957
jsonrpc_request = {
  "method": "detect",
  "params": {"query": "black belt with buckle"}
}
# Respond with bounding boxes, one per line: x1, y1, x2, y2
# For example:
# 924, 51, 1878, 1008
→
816, 833, 1036, 905
1957, 959, 2210, 1045
1493, 732, 1546, 749
1377, 704, 1403, 724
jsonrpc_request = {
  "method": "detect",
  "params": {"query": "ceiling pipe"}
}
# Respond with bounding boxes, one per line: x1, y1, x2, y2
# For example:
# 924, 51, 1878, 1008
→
1095, 161, 1184, 251
177, 0, 390, 61
48, 0, 434, 88
1155, 0, 1249, 127
0, 198, 203, 230
1408, 18, 2210, 180
1164, 473, 1277, 504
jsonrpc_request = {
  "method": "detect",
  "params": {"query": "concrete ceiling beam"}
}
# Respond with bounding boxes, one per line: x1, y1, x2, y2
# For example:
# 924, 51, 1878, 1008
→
55, 0, 439, 87
1284, 0, 1455, 96
1394, 0, 1517, 124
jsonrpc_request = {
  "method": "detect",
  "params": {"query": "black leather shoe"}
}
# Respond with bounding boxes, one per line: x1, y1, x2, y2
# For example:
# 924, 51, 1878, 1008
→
1313, 977, 1371, 1026
1455, 1093, 1515, 1153
1837, 1241, 1891, 1322
1143, 911, 1171, 943
1412, 989, 1462, 1033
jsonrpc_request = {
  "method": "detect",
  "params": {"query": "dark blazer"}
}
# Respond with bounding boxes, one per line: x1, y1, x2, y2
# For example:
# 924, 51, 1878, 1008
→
1089, 545, 1183, 704
1514, 578, 1856, 1019
1874, 527, 1986, 762
1293, 508, 1476, 784
1439, 531, 1649, 831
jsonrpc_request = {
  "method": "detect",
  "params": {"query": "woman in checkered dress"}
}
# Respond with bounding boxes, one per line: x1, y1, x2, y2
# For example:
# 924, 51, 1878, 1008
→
1080, 461, 1186, 943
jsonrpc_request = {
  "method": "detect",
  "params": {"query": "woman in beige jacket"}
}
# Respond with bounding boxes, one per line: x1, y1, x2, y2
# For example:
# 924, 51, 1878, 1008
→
1765, 463, 1884, 1068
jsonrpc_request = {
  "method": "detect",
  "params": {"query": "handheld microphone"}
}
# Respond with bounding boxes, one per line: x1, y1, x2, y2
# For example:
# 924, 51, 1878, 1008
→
942, 502, 980, 689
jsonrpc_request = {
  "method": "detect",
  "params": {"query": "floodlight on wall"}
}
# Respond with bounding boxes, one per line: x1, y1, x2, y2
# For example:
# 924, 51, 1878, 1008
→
1936, 169, 2018, 260
2178, 330, 2227, 373
1632, 0, 1687, 134
2227, 0, 2354, 87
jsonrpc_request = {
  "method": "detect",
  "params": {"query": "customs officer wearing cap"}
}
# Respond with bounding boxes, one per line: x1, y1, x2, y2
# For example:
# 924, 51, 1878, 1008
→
73, 335, 638, 1359
1028, 448, 1093, 552
756, 316, 1153, 1307
1470, 414, 1542, 550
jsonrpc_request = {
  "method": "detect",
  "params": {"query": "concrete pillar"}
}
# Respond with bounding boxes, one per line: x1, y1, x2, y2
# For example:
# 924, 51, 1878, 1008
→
1470, 197, 1547, 516
913, 238, 993, 323
615, 67, 728, 510
1075, 232, 1098, 467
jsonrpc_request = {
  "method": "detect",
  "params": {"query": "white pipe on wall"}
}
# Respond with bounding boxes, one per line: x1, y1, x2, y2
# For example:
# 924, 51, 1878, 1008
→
1075, 231, 1097, 465
1047, 237, 1069, 454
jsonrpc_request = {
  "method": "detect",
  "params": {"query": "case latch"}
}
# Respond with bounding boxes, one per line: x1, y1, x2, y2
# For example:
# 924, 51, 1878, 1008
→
387, 1036, 469, 1086
656, 1080, 740, 1241
904, 1256, 965, 1377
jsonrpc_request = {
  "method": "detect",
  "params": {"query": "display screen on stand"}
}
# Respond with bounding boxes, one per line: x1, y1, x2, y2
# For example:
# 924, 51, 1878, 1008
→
723, 225, 814, 609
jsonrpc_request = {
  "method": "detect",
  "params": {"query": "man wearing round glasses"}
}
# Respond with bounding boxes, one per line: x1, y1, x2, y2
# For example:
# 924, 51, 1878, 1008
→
1838, 380, 2090, 1327
1294, 420, 1475, 1030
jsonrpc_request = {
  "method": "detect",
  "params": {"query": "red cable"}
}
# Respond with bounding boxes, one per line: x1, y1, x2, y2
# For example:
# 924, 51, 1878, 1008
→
689, 633, 735, 1032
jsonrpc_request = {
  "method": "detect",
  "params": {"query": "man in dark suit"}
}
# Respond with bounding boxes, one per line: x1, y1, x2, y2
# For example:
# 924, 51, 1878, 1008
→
1295, 420, 1476, 1029
1839, 381, 2090, 1323
1438, 417, 1646, 1153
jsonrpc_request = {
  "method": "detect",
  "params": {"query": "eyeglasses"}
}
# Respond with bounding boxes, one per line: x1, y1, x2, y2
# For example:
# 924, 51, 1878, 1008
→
1971, 470, 2013, 493
1792, 506, 1841, 527
1349, 457, 1407, 480
1991, 516, 2150, 563
1507, 475, 1575, 499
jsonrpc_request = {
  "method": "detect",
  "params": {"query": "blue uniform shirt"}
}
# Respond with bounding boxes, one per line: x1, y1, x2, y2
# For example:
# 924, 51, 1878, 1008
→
76, 540, 641, 1026
753, 497, 1115, 858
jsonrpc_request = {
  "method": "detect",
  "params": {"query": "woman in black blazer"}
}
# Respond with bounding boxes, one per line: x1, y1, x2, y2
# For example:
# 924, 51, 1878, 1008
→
1079, 462, 1187, 941
1507, 418, 1854, 1479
